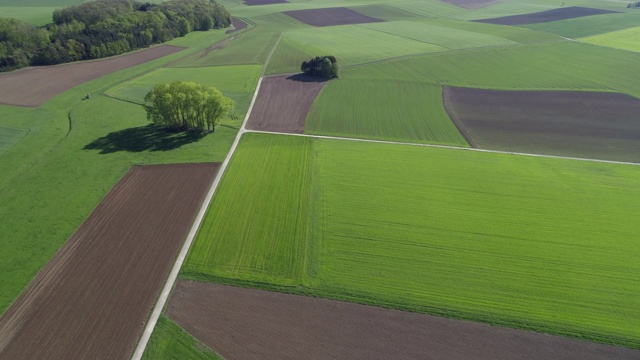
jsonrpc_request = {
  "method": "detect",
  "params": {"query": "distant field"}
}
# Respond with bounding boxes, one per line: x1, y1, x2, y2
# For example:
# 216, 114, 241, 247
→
387, 0, 462, 17
351, 4, 420, 21
0, 7, 57, 25
283, 25, 444, 65
344, 42, 640, 98
183, 134, 314, 286
305, 80, 467, 146
524, 12, 640, 38
0, 127, 27, 156
418, 17, 561, 43
283, 7, 383, 27
264, 37, 318, 75
581, 26, 640, 52
106, 65, 261, 123
183, 133, 640, 349
474, 6, 619, 25
451, 1, 556, 20
443, 87, 640, 162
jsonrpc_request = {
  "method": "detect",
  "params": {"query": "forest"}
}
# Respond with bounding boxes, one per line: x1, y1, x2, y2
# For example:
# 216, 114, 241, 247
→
0, 0, 231, 72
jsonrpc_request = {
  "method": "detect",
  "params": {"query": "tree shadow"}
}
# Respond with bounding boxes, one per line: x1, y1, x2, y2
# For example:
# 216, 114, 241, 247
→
286, 73, 328, 83
84, 124, 206, 154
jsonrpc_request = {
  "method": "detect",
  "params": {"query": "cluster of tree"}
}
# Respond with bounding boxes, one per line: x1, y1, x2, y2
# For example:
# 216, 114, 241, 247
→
0, 0, 231, 72
627, 1, 640, 7
144, 81, 234, 132
301, 55, 339, 79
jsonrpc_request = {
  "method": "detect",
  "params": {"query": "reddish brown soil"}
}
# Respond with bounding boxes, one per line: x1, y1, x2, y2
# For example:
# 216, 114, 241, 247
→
243, 0, 288, 5
284, 7, 383, 27
0, 164, 219, 360
475, 6, 619, 25
226, 17, 248, 34
167, 281, 639, 360
442, 0, 502, 9
443, 86, 640, 162
247, 74, 327, 134
0, 45, 185, 108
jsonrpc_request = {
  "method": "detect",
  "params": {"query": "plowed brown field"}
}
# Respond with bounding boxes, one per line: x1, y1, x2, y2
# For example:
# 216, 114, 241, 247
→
475, 6, 618, 25
443, 86, 640, 162
443, 0, 501, 9
247, 74, 327, 134
226, 17, 248, 34
0, 163, 219, 360
0, 45, 184, 107
284, 7, 383, 27
167, 281, 639, 360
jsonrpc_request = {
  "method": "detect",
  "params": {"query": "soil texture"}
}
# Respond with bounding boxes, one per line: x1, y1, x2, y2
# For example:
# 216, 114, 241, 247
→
474, 6, 618, 25
443, 86, 640, 162
247, 74, 327, 134
0, 163, 219, 360
167, 281, 640, 360
284, 7, 384, 27
226, 17, 248, 34
0, 45, 185, 107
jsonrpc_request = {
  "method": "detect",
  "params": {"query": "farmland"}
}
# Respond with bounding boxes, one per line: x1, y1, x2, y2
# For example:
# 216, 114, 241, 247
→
2, 0, 640, 357
166, 280, 639, 360
184, 133, 640, 349
305, 80, 467, 145
0, 164, 219, 359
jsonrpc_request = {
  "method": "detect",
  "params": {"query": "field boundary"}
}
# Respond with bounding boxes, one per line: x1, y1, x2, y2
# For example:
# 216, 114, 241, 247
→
245, 129, 640, 166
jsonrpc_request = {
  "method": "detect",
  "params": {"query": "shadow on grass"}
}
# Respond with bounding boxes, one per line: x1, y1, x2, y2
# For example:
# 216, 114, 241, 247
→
84, 124, 206, 154
286, 73, 329, 83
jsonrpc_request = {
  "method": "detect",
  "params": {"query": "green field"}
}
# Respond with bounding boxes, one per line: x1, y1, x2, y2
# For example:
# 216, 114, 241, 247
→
106, 65, 261, 124
305, 80, 467, 145
0, 126, 27, 155
142, 317, 222, 360
581, 26, 640, 52
184, 133, 640, 348
183, 134, 314, 286
525, 12, 640, 38
344, 41, 640, 97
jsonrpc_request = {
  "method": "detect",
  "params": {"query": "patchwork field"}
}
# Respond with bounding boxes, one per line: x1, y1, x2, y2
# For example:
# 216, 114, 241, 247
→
524, 12, 640, 38
283, 7, 383, 27
443, 87, 640, 162
0, 45, 185, 107
475, 6, 619, 25
305, 80, 467, 145
247, 74, 327, 133
443, 0, 501, 9
0, 164, 219, 359
581, 26, 640, 53
184, 133, 640, 349
167, 281, 639, 360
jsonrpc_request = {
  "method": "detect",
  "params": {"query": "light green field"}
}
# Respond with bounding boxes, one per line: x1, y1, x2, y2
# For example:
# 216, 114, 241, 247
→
420, 17, 561, 43
106, 65, 261, 123
0, 126, 27, 156
0, 29, 243, 314
350, 4, 421, 21
0, 7, 57, 25
387, 0, 462, 17
525, 12, 640, 38
450, 1, 558, 20
142, 317, 222, 360
264, 37, 319, 75
183, 134, 314, 286
581, 26, 640, 52
284, 25, 445, 66
362, 20, 518, 48
184, 133, 640, 349
306, 80, 467, 145
344, 41, 640, 98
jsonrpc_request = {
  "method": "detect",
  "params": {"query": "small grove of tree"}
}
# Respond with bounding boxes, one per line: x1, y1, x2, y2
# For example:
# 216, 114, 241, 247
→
627, 1, 640, 7
0, 0, 231, 72
144, 81, 234, 132
301, 55, 339, 79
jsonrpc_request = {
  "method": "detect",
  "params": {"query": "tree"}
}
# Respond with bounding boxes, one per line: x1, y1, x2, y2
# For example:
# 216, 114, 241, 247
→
301, 55, 339, 79
143, 81, 234, 132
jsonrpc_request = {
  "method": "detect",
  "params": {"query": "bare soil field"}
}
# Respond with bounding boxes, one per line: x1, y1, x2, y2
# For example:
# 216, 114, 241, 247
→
0, 45, 185, 107
475, 6, 619, 25
443, 86, 640, 162
284, 7, 383, 27
167, 281, 639, 360
243, 0, 288, 5
0, 163, 219, 360
442, 0, 502, 9
226, 17, 248, 34
247, 74, 327, 134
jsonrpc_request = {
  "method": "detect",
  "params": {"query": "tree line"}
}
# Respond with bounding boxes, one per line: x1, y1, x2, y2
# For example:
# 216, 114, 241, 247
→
0, 0, 231, 72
